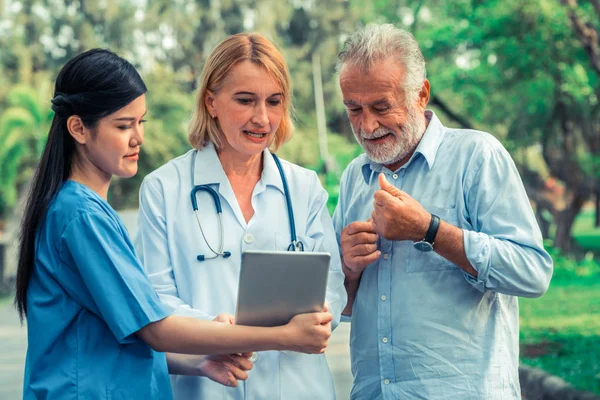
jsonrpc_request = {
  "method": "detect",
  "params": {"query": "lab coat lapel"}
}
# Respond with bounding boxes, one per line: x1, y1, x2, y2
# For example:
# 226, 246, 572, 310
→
193, 143, 247, 229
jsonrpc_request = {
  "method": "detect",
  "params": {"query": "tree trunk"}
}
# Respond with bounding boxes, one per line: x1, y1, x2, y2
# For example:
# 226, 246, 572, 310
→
554, 193, 588, 253
536, 206, 551, 239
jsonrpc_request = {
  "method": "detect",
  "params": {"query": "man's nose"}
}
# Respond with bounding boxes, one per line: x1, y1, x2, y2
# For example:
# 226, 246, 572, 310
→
361, 111, 379, 134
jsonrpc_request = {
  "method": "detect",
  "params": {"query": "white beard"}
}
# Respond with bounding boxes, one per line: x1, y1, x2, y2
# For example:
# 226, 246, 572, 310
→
352, 107, 426, 166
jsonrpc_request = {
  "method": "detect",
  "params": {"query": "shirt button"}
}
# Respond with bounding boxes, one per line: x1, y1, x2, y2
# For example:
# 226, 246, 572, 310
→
381, 295, 387, 301
382, 337, 388, 343
384, 379, 390, 385
243, 233, 255, 244
249, 352, 259, 363
392, 173, 398, 179
383, 253, 389, 260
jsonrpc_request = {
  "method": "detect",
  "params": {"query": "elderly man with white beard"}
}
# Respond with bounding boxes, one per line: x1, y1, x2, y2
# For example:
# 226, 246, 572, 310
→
332, 24, 553, 400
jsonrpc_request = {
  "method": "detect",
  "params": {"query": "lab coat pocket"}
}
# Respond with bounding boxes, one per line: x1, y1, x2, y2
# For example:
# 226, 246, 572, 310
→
275, 233, 317, 252
279, 352, 334, 399
406, 205, 459, 273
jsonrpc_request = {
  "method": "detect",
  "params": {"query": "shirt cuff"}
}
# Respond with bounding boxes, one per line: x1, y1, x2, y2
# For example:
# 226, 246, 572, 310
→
340, 314, 352, 323
171, 307, 216, 321
462, 229, 492, 292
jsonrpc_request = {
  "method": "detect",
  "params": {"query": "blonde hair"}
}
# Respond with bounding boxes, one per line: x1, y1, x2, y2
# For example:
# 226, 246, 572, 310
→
189, 33, 293, 152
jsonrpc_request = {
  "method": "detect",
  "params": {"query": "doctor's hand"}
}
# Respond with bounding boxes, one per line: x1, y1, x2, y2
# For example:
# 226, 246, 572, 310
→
197, 353, 254, 387
282, 307, 332, 354
340, 219, 380, 281
372, 173, 430, 242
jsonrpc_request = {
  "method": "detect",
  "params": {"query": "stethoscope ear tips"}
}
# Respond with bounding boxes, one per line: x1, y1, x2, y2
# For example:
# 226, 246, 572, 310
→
223, 251, 232, 258
197, 255, 205, 261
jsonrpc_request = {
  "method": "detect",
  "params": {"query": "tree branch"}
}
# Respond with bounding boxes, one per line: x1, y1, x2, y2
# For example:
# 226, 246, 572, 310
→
430, 94, 474, 129
591, 0, 600, 20
560, 0, 600, 76
411, 0, 426, 34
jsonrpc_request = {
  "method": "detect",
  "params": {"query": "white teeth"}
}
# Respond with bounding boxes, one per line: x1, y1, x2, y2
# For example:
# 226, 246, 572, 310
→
245, 131, 267, 138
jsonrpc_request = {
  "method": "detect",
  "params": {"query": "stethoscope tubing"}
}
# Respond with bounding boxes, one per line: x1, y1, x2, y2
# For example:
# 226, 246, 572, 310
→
190, 149, 301, 261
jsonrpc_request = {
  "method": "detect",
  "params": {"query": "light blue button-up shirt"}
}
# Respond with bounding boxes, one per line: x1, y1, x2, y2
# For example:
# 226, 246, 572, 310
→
333, 111, 553, 400
135, 143, 346, 400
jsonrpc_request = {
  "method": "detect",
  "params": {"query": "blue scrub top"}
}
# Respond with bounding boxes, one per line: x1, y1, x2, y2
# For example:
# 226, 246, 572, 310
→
23, 181, 172, 400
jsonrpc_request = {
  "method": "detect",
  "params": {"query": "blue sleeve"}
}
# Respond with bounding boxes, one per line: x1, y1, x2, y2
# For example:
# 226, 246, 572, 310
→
59, 211, 169, 343
462, 146, 553, 297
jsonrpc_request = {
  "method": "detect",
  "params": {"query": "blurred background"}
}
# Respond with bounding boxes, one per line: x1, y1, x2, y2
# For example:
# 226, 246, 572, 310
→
0, 0, 599, 398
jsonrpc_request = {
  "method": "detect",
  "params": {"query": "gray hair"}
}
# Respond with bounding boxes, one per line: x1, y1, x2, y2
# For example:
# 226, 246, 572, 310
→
337, 24, 426, 103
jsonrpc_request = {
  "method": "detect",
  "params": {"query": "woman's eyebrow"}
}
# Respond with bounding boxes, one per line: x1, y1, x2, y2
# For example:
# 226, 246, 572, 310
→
113, 111, 147, 121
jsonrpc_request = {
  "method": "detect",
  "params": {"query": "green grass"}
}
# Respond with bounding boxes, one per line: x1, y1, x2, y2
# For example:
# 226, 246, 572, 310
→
572, 209, 600, 252
520, 276, 600, 394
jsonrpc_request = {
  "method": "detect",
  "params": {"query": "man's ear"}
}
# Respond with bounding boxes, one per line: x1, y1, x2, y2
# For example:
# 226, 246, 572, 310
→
417, 79, 430, 110
204, 90, 217, 118
66, 116, 88, 145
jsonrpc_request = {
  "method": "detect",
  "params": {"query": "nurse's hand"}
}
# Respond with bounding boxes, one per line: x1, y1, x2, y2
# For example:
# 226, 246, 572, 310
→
198, 353, 254, 387
166, 352, 253, 387
282, 305, 332, 354
213, 313, 235, 324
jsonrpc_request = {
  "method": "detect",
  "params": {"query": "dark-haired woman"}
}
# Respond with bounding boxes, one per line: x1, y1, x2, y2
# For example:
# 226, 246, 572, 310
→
15, 49, 332, 400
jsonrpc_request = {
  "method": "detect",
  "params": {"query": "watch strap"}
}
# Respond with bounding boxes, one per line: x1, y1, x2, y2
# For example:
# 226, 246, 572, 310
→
424, 214, 440, 245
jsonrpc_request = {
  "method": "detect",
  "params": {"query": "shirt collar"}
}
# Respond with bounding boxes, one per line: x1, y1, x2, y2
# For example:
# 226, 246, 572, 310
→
192, 142, 227, 187
360, 110, 445, 184
192, 142, 285, 194
414, 110, 444, 169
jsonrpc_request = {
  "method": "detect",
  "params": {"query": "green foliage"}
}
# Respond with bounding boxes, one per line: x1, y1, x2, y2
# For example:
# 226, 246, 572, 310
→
0, 84, 52, 218
572, 209, 600, 252
544, 244, 600, 281
277, 115, 363, 214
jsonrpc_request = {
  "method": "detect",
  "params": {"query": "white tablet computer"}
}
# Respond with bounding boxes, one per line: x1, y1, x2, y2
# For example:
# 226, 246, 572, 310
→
235, 250, 331, 327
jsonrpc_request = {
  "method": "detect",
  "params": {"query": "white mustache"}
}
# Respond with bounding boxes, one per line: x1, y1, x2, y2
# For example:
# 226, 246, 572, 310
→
360, 128, 394, 140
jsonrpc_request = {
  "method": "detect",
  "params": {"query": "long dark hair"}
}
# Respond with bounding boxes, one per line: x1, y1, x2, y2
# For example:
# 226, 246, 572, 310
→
15, 49, 147, 321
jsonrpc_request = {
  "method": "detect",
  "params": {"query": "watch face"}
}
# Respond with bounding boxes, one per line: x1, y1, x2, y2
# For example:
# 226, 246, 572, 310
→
413, 241, 433, 252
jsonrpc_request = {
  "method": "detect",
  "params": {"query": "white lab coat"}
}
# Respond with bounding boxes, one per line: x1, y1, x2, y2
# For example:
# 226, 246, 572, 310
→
135, 143, 346, 400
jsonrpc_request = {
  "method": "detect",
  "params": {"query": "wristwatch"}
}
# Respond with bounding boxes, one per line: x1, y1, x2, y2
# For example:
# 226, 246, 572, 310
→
413, 214, 440, 252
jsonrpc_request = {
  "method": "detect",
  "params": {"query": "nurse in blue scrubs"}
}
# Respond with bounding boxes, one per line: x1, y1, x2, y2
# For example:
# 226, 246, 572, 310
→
14, 49, 333, 400
135, 33, 347, 400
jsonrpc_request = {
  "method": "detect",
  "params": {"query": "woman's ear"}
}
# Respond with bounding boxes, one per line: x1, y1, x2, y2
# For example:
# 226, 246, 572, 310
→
204, 90, 217, 118
66, 116, 88, 145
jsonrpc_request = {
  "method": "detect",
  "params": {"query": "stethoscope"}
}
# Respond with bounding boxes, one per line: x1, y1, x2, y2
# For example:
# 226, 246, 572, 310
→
190, 149, 304, 261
